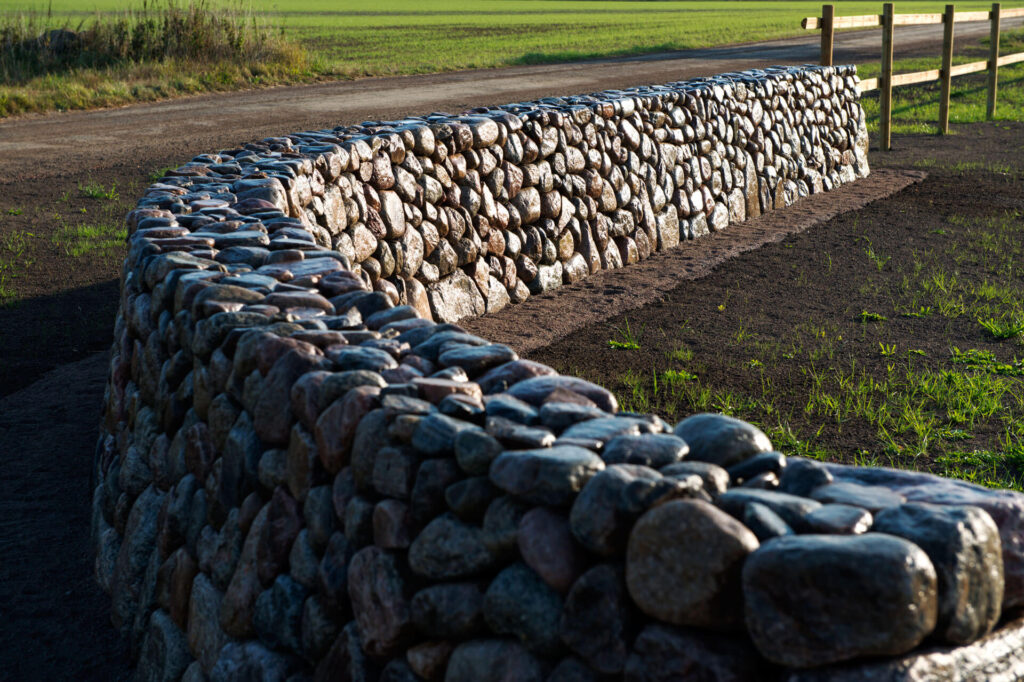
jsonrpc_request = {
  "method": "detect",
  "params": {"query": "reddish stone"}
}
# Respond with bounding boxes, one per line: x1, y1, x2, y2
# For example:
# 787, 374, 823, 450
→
412, 377, 483, 404
315, 385, 382, 474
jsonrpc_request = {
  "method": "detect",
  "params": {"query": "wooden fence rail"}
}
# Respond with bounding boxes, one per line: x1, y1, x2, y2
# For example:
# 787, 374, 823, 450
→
802, 3, 1024, 150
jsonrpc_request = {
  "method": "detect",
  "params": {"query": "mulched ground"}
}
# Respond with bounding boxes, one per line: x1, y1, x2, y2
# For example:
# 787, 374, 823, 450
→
0, 122, 1021, 679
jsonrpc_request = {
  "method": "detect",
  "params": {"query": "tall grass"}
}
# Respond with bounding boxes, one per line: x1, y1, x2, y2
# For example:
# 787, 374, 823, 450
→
0, 1, 314, 116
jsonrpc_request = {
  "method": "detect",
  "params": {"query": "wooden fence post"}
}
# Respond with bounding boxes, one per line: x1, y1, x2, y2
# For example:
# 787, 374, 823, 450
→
821, 4, 835, 66
939, 4, 955, 134
988, 2, 1001, 118
881, 3, 895, 151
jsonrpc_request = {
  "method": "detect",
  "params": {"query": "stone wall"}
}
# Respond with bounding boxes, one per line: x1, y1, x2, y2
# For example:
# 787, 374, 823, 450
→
93, 64, 1024, 682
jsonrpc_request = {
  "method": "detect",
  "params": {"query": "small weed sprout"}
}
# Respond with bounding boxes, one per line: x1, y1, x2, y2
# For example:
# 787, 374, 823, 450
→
608, 317, 642, 350
979, 317, 1024, 340
879, 342, 897, 357
79, 181, 119, 201
857, 310, 888, 323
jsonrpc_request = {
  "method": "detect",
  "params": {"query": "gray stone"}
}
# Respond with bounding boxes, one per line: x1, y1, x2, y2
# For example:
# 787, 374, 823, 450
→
873, 503, 1003, 644
673, 413, 772, 468
489, 446, 605, 506
428, 269, 486, 323
626, 499, 759, 629
743, 533, 938, 667
661, 461, 730, 496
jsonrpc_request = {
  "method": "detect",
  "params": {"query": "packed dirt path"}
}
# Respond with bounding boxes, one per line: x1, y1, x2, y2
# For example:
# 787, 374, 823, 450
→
2, 15, 1021, 183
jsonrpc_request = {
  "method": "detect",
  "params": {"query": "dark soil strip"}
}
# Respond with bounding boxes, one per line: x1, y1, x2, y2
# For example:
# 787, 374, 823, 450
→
0, 352, 132, 680
464, 169, 926, 353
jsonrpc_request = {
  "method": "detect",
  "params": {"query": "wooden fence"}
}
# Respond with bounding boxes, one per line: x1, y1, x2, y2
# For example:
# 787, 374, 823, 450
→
802, 3, 1024, 150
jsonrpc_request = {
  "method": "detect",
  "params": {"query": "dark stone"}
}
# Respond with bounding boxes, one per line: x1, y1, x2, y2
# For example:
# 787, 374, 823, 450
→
809, 481, 906, 512
486, 416, 556, 449
444, 639, 543, 682
661, 461, 730, 496
507, 376, 618, 413
727, 451, 786, 484
716, 488, 821, 532
673, 413, 772, 468
485, 394, 539, 425
445, 476, 497, 520
348, 546, 414, 657
624, 624, 771, 682
413, 413, 480, 457
602, 433, 689, 467
484, 563, 565, 656
454, 429, 503, 476
560, 564, 633, 674
411, 583, 485, 639
253, 574, 307, 653
439, 393, 487, 423
742, 502, 793, 541
538, 402, 608, 432
742, 533, 938, 667
626, 499, 758, 629
482, 495, 529, 560
409, 458, 463, 528
439, 343, 519, 377
873, 503, 1003, 644
559, 417, 643, 444
804, 504, 873, 535
822, 462, 1024, 609
546, 658, 597, 682
314, 622, 379, 682
570, 464, 692, 557
327, 346, 399, 372
209, 640, 297, 681
489, 446, 604, 506
409, 513, 497, 579
777, 458, 833, 497
517, 506, 587, 593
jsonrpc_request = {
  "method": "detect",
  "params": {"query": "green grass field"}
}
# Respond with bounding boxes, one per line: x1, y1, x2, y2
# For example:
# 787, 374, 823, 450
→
2, 0, 1023, 116
5, 0, 1024, 76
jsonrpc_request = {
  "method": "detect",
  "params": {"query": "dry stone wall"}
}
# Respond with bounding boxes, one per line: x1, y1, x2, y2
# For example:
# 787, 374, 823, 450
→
93, 64, 1024, 682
